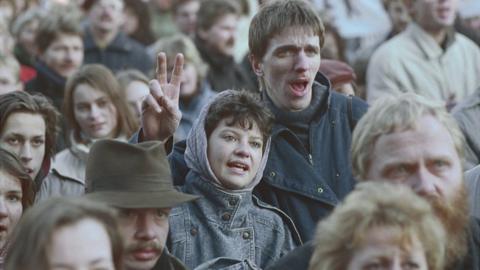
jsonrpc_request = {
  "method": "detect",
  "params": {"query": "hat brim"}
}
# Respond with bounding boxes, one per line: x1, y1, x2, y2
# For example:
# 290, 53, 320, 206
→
85, 190, 199, 209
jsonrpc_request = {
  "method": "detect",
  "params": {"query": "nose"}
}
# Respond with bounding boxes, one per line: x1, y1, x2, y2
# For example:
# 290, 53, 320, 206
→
412, 166, 438, 197
294, 52, 309, 72
0, 199, 8, 218
234, 141, 251, 158
19, 143, 33, 163
88, 104, 101, 120
134, 213, 156, 241
65, 48, 75, 62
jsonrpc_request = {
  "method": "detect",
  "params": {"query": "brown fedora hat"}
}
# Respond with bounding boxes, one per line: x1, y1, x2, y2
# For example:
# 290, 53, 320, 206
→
85, 140, 198, 208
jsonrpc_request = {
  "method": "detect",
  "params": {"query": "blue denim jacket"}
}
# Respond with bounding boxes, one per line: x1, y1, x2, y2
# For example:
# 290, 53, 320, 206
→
168, 172, 300, 269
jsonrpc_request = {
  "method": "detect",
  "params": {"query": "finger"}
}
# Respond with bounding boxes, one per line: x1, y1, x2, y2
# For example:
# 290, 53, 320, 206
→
158, 95, 181, 119
149, 79, 164, 100
170, 53, 184, 88
156, 52, 168, 85
142, 94, 162, 114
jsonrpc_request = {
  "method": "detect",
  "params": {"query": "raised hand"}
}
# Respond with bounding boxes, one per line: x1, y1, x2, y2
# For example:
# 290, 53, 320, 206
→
141, 52, 184, 142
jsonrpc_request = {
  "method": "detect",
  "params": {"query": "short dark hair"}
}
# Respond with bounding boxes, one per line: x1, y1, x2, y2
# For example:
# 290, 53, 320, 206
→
5, 197, 123, 270
0, 91, 60, 161
35, 11, 82, 54
196, 0, 239, 31
205, 90, 274, 145
249, 0, 325, 60
0, 148, 35, 209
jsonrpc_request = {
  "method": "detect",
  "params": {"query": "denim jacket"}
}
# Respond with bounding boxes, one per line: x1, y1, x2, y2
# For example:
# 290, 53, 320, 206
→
168, 172, 300, 269
166, 76, 368, 242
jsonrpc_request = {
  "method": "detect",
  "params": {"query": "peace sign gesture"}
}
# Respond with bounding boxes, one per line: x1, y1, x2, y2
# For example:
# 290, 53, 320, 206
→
141, 52, 184, 142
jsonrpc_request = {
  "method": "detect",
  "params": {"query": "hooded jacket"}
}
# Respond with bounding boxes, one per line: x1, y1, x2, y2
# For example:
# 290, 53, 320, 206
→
168, 90, 300, 269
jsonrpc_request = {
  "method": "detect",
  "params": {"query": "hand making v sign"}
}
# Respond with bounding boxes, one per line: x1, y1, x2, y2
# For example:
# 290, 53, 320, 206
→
141, 52, 184, 142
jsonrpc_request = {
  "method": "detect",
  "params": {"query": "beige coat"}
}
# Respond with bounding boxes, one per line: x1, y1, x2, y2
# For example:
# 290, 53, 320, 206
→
367, 23, 480, 105
35, 136, 127, 203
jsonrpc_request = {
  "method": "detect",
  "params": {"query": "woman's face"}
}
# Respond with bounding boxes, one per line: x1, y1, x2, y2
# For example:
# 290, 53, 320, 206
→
207, 118, 264, 190
48, 218, 115, 270
347, 227, 428, 270
179, 63, 199, 99
0, 170, 23, 250
73, 83, 118, 140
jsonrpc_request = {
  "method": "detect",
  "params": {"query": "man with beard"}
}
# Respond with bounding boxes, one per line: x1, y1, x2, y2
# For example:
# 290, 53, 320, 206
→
82, 0, 153, 75
194, 0, 256, 92
267, 93, 479, 270
85, 140, 198, 270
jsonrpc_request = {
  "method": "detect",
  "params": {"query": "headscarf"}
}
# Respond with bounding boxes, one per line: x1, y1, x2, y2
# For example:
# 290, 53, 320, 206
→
184, 90, 271, 192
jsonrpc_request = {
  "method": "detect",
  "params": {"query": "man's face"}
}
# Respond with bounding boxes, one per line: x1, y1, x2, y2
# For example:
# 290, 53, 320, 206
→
386, 0, 410, 32
118, 208, 171, 270
40, 33, 84, 78
174, 0, 200, 37
0, 67, 21, 95
89, 0, 125, 34
412, 0, 459, 32
364, 114, 469, 266
0, 112, 46, 179
366, 115, 462, 201
198, 13, 237, 57
251, 26, 320, 112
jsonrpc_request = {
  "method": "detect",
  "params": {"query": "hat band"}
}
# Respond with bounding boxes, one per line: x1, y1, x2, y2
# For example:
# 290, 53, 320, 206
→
89, 175, 174, 192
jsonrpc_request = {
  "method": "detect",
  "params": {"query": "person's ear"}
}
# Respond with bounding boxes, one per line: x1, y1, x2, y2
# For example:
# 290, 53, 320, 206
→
249, 54, 263, 77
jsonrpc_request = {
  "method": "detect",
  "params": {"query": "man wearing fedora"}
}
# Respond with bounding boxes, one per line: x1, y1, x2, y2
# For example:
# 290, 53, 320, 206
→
85, 140, 198, 270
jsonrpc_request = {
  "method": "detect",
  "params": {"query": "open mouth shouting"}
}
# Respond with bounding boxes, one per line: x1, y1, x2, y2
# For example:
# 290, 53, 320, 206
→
289, 78, 309, 97
227, 160, 250, 175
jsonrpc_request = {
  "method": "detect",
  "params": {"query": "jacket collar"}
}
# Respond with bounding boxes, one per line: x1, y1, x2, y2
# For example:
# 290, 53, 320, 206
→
265, 72, 331, 136
33, 60, 66, 91
455, 90, 480, 110
406, 22, 456, 60
84, 28, 133, 53
184, 174, 254, 228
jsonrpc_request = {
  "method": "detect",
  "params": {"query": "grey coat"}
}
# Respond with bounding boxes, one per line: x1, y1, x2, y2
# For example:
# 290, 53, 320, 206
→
452, 89, 480, 170
465, 165, 480, 219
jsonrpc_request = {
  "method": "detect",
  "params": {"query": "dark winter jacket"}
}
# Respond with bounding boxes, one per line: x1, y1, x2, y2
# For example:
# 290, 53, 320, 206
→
168, 73, 368, 242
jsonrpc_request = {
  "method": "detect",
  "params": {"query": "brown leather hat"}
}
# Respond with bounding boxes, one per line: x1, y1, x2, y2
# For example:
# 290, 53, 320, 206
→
85, 140, 198, 208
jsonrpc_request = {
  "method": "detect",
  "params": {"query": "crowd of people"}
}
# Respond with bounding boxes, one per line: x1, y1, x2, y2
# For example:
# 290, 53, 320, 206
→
0, 0, 479, 269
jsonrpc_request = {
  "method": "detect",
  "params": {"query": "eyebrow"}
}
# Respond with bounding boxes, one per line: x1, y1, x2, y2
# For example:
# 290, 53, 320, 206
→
75, 96, 108, 105
273, 45, 299, 53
